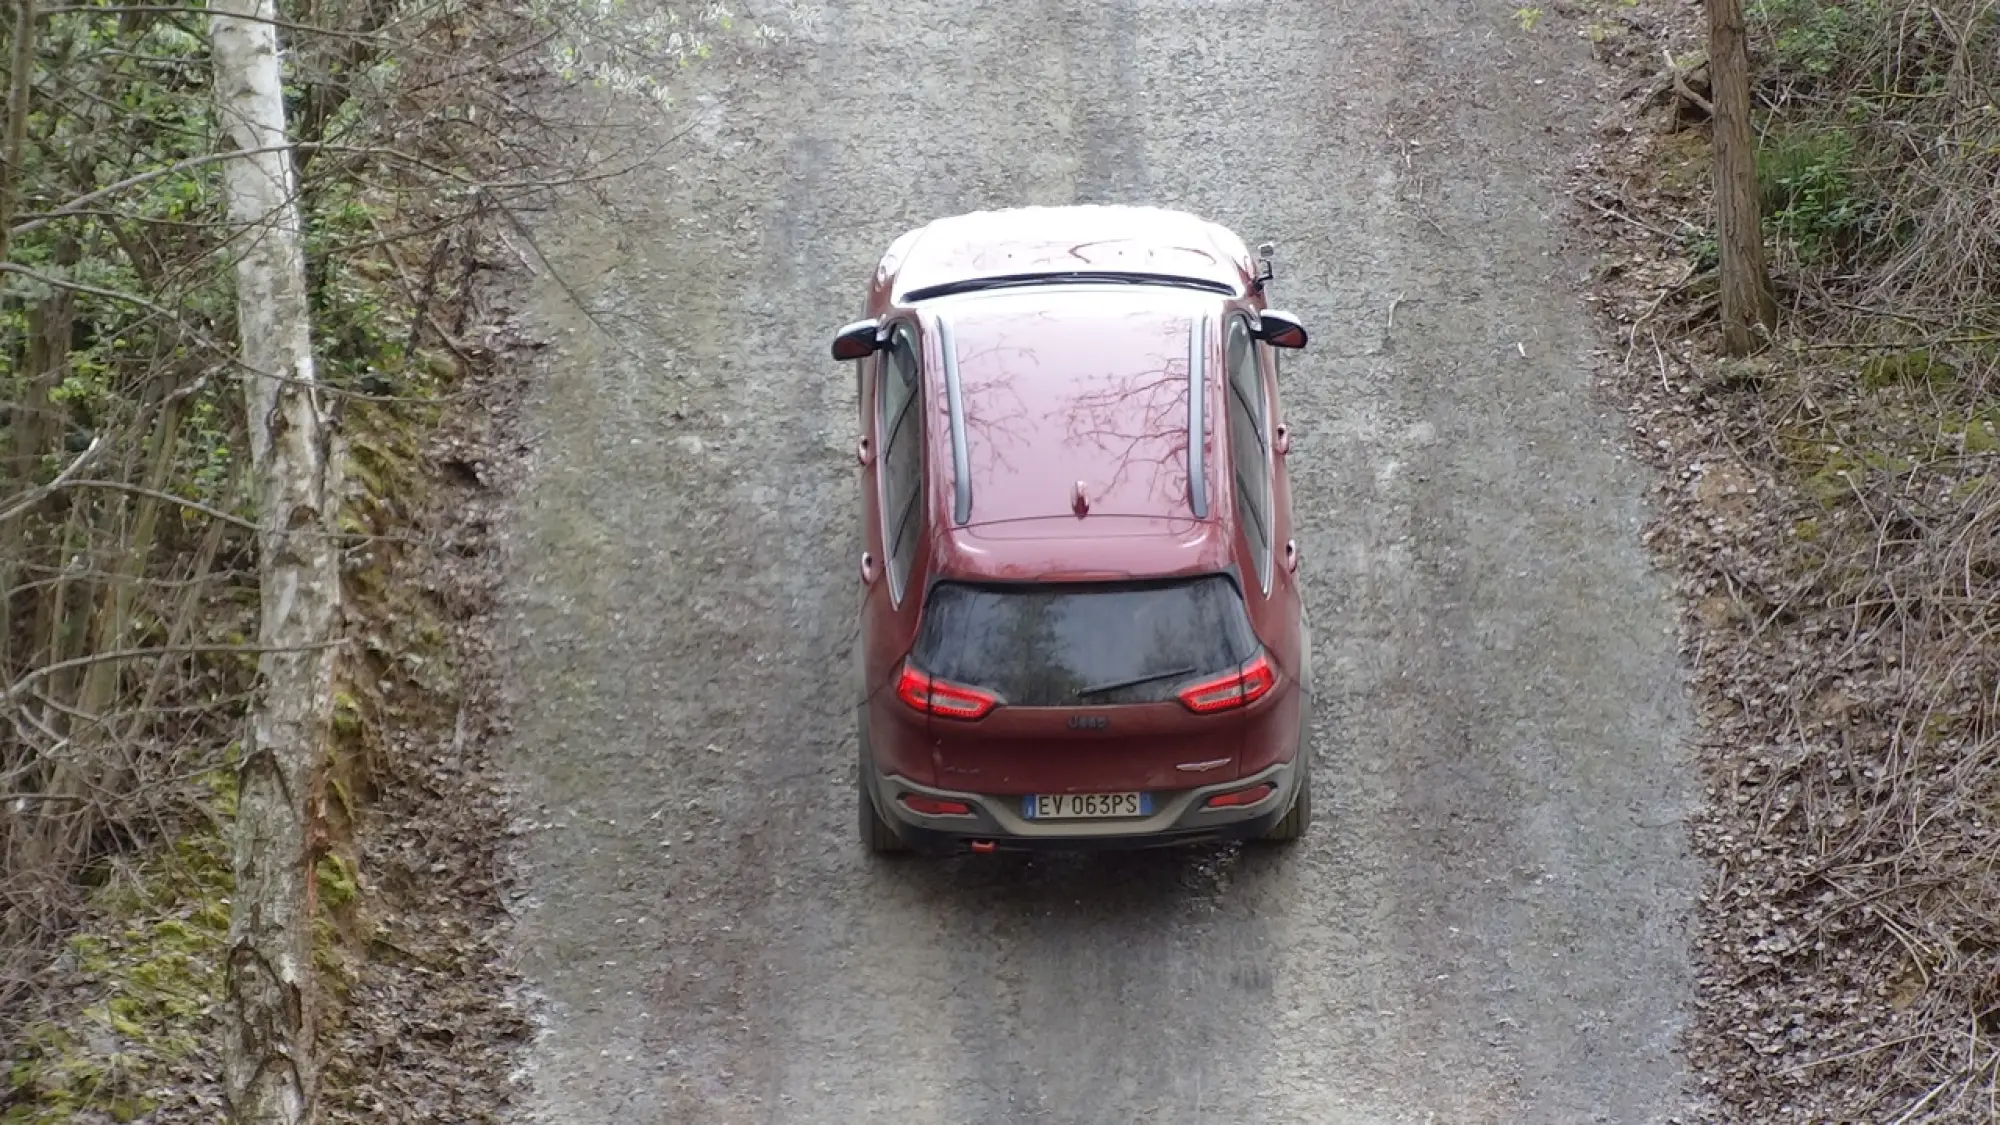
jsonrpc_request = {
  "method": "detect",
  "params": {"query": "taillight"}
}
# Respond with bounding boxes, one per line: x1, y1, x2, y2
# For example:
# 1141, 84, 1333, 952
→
1177, 653, 1276, 714
896, 663, 998, 721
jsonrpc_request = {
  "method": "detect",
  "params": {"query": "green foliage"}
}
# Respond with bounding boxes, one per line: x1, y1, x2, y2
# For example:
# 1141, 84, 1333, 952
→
2, 0, 488, 1112
2, 0, 413, 482
1682, 228, 1722, 273
3, 2, 238, 519
305, 181, 410, 384
180, 386, 241, 507
1750, 0, 1881, 79
1758, 125, 1871, 264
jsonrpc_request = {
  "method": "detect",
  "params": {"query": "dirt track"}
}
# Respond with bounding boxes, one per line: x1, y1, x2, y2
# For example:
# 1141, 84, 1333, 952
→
492, 1, 1703, 1121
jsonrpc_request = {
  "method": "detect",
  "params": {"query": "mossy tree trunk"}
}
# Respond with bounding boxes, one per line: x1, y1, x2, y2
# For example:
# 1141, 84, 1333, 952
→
1709, 0, 1778, 355
210, 0, 343, 1119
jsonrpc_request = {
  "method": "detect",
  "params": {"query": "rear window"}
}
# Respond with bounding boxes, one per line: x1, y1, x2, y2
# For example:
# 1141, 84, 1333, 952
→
912, 576, 1260, 706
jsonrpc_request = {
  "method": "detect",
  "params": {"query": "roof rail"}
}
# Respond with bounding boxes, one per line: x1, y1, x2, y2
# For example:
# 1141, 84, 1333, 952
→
937, 319, 973, 525
1188, 317, 1209, 519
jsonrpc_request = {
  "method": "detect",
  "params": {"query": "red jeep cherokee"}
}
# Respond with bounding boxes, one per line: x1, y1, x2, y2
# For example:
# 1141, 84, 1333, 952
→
831, 205, 1314, 855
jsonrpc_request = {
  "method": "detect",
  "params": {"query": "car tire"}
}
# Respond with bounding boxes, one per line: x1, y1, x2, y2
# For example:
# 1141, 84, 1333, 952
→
859, 778, 909, 855
856, 721, 909, 855
1260, 752, 1313, 843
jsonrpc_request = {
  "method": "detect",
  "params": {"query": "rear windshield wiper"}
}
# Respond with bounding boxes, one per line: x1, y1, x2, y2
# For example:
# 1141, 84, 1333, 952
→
1075, 666, 1197, 699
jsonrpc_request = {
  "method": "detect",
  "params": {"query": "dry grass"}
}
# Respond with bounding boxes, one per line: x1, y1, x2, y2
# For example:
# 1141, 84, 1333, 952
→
1569, 0, 2000, 1118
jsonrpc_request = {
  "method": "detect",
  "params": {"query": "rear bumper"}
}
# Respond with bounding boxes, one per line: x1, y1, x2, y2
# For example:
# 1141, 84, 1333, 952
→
868, 759, 1301, 854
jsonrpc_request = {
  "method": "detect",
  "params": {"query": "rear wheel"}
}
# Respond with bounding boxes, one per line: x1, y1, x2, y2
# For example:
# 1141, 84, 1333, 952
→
857, 722, 909, 855
1260, 752, 1313, 843
859, 778, 908, 854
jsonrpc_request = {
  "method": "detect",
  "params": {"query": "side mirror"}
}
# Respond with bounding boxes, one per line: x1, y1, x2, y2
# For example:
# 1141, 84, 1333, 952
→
1255, 310, 1308, 350
831, 319, 882, 362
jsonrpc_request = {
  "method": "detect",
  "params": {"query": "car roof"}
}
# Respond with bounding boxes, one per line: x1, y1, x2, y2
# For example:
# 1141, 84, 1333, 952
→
919, 284, 1241, 582
882, 205, 1256, 305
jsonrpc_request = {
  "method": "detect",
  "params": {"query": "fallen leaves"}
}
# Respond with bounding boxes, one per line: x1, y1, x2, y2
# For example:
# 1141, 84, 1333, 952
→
1570, 2, 2000, 1121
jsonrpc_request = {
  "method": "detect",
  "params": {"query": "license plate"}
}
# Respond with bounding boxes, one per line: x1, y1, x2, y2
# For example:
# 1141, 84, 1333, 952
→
1022, 792, 1151, 820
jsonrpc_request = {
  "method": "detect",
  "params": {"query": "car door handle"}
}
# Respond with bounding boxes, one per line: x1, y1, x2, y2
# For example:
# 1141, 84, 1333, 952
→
1284, 540, 1300, 572
1273, 423, 1292, 456
857, 437, 874, 467
860, 552, 879, 585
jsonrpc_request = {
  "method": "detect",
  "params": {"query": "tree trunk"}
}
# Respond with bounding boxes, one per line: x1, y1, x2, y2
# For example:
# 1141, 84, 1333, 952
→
210, 0, 342, 1119
1709, 0, 1777, 355
0, 0, 35, 670
0, 0, 35, 268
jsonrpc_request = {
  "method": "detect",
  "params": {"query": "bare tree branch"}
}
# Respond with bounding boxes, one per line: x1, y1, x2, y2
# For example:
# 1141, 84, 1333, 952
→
11, 143, 313, 237
27, 477, 260, 529
2, 641, 347, 706
0, 435, 108, 523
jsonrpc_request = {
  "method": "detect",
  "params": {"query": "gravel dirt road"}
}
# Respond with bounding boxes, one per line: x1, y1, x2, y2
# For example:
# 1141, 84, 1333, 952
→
493, 1, 1702, 1121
